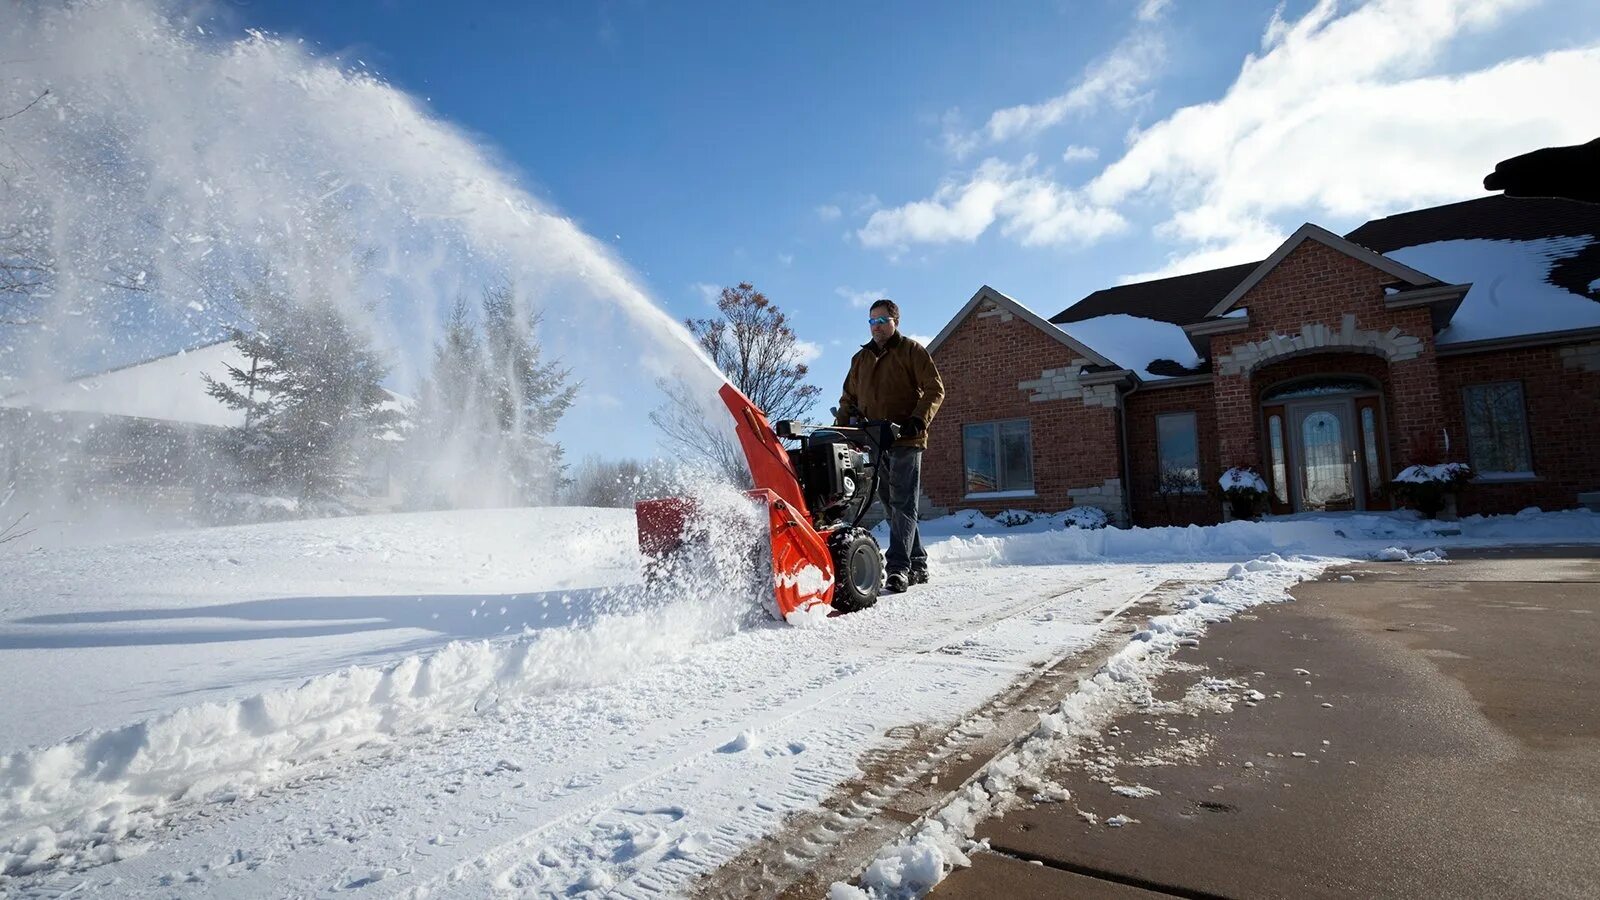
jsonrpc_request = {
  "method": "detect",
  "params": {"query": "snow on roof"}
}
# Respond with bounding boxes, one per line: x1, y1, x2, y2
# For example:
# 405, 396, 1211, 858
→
1385, 236, 1600, 345
1053, 313, 1203, 380
0, 341, 247, 427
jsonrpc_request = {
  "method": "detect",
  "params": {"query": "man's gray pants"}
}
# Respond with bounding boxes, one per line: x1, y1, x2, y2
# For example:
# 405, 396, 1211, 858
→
877, 446, 925, 576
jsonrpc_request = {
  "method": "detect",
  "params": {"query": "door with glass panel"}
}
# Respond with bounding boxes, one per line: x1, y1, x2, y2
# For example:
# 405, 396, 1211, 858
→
1292, 402, 1357, 510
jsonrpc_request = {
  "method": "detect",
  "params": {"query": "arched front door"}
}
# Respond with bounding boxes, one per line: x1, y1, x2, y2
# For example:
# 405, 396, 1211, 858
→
1260, 376, 1390, 513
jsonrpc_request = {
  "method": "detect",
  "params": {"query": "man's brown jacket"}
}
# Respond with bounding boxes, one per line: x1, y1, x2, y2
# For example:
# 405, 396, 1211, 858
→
835, 332, 945, 448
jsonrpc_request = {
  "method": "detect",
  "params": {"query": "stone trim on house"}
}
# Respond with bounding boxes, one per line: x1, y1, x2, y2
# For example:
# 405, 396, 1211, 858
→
1215, 313, 1425, 376
1018, 362, 1121, 407
1560, 341, 1600, 372
1068, 478, 1126, 525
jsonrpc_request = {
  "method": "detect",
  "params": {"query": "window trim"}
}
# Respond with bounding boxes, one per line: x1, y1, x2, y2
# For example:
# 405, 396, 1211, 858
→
962, 418, 1035, 496
1461, 381, 1535, 477
1155, 411, 1205, 494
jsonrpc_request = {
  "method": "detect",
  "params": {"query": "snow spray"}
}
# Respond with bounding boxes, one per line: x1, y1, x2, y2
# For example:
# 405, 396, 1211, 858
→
0, 0, 740, 535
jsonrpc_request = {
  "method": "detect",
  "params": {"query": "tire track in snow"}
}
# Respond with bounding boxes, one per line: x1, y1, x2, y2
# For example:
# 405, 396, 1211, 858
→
5, 564, 1204, 898
419, 569, 1175, 899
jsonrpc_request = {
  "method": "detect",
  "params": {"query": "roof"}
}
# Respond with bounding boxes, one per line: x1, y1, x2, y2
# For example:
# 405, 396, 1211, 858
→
0, 340, 248, 428
928, 285, 1121, 370
1051, 261, 1260, 327
1346, 195, 1600, 300
1041, 194, 1600, 363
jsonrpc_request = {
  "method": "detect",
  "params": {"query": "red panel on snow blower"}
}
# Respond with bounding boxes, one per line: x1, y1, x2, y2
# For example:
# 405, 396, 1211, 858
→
633, 383, 837, 622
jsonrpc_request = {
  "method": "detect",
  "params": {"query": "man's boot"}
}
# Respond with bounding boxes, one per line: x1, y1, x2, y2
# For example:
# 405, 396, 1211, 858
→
909, 567, 929, 586
885, 571, 909, 594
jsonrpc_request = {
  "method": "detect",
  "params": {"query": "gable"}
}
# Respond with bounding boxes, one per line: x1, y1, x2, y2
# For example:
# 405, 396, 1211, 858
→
1207, 223, 1438, 320
929, 285, 1119, 370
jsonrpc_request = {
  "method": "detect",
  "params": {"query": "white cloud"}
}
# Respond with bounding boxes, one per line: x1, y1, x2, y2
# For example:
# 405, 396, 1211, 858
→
1062, 145, 1100, 163
836, 286, 889, 308
690, 282, 721, 306
1089, 0, 1600, 278
1138, 0, 1172, 22
857, 156, 1128, 251
979, 31, 1166, 145
777, 252, 794, 267
864, 0, 1600, 273
815, 204, 842, 221
790, 339, 823, 365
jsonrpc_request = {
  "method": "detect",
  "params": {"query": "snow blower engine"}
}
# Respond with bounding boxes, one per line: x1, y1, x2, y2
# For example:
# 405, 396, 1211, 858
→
634, 383, 899, 622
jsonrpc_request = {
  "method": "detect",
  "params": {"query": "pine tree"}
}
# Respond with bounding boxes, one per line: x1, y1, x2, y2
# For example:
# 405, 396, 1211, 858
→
204, 284, 399, 503
480, 284, 578, 505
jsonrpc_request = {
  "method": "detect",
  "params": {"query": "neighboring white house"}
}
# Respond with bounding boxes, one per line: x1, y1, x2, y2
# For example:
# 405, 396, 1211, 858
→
0, 340, 411, 518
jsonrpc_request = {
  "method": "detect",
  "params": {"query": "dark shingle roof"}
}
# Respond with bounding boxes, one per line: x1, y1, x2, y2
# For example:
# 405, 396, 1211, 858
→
1345, 195, 1600, 299
1051, 196, 1600, 332
1050, 261, 1260, 327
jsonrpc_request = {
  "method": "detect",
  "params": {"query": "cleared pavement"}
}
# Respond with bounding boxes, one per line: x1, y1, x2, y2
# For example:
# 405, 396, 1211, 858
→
934, 547, 1600, 900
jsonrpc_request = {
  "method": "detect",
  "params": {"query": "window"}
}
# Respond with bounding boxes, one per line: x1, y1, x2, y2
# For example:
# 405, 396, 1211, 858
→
1463, 382, 1533, 475
1266, 412, 1289, 506
963, 420, 1033, 495
1156, 412, 1202, 493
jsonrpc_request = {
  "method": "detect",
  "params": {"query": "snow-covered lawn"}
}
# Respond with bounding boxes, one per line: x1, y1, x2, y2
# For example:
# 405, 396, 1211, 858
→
2, 505, 1597, 895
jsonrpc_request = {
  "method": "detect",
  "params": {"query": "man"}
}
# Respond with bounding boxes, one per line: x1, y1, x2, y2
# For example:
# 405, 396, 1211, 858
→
836, 299, 944, 594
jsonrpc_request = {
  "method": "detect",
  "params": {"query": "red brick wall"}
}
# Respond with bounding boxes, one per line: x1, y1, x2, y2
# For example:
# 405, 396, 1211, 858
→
1209, 240, 1443, 471
926, 307, 1122, 515
1125, 382, 1221, 527
1438, 345, 1600, 514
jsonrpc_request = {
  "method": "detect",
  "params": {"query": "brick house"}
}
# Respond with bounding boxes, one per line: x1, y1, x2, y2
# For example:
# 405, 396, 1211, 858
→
923, 196, 1600, 526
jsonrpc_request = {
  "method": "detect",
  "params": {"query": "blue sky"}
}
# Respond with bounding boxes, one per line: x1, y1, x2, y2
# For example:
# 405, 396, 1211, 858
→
224, 0, 1599, 459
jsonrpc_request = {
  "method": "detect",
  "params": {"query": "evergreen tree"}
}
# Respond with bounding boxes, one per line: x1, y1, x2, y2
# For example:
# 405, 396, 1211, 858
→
407, 285, 577, 508
204, 284, 398, 503
479, 284, 577, 505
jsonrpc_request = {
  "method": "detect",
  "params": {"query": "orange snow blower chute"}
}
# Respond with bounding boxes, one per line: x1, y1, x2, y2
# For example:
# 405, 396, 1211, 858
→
635, 383, 897, 622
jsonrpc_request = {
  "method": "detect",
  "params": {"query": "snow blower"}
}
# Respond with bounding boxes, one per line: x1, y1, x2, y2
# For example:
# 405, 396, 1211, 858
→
634, 383, 898, 623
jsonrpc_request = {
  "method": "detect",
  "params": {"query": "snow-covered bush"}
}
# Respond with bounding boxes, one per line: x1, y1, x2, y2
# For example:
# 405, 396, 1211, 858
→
1389, 462, 1473, 519
1219, 466, 1268, 520
995, 509, 1035, 528
1063, 506, 1110, 529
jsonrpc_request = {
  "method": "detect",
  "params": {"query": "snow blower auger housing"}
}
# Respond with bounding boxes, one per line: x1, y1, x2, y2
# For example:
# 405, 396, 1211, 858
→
635, 383, 898, 623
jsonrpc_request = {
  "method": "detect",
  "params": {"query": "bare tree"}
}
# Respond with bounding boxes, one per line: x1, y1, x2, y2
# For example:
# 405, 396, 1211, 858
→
649, 377, 752, 487
0, 511, 33, 547
685, 283, 821, 422
651, 283, 821, 484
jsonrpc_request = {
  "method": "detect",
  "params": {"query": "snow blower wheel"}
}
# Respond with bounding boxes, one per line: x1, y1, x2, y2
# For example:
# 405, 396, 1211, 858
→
828, 527, 882, 613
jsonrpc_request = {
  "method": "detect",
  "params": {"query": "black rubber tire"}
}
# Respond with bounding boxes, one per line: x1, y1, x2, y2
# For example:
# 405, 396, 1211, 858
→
828, 527, 883, 613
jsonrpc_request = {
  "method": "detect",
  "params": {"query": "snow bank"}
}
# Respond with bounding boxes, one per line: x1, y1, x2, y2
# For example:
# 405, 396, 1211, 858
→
0, 491, 770, 877
916, 507, 1600, 570
839, 553, 1326, 898
0, 595, 748, 876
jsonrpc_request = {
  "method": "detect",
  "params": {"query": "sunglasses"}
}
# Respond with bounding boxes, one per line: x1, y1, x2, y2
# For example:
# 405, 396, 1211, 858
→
867, 316, 894, 326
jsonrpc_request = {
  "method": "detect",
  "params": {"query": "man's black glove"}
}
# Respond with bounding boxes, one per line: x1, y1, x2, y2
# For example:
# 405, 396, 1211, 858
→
895, 416, 926, 439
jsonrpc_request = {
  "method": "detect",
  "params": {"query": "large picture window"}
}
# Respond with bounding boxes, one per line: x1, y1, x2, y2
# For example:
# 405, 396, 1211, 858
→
1463, 382, 1533, 476
963, 420, 1034, 495
1156, 412, 1202, 493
